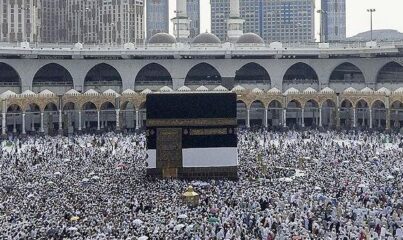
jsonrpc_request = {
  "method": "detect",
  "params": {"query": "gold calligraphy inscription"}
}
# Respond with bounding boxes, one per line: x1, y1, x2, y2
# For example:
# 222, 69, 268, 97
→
189, 128, 228, 136
147, 118, 237, 127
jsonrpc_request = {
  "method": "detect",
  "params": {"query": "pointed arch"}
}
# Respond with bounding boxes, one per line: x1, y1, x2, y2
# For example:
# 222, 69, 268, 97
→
329, 62, 365, 83
82, 102, 97, 111
250, 100, 265, 126
7, 104, 22, 113
135, 63, 173, 90
44, 102, 58, 112
84, 63, 122, 92
321, 99, 337, 128
33, 63, 73, 87
185, 63, 222, 86
376, 61, 403, 83
268, 100, 282, 109
283, 62, 318, 84
63, 102, 76, 111
235, 62, 271, 85
0, 62, 21, 93
236, 100, 247, 126
356, 99, 369, 109
26, 103, 41, 112
100, 101, 115, 110
341, 99, 353, 108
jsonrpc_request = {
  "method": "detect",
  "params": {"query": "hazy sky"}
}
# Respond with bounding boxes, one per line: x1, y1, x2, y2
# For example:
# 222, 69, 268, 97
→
168, 0, 403, 39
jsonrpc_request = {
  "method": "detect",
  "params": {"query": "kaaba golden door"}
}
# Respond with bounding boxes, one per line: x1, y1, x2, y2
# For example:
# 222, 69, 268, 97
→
156, 128, 182, 178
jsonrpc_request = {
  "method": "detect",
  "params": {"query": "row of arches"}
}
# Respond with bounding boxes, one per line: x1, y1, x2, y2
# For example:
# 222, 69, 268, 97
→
236, 99, 403, 130
4, 97, 403, 135
0, 61, 402, 93
4, 101, 147, 135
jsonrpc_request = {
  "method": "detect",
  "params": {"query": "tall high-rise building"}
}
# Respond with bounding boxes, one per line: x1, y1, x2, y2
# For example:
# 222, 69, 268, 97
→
98, 0, 145, 44
146, 0, 169, 39
41, 0, 145, 44
187, 0, 200, 38
0, 0, 41, 43
211, 0, 315, 43
41, 0, 67, 43
321, 0, 346, 42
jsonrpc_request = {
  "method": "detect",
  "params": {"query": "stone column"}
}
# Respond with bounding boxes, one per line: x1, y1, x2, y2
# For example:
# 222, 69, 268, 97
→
246, 108, 250, 128
22, 112, 26, 135
378, 110, 382, 128
31, 114, 35, 132
40, 112, 44, 133
336, 107, 341, 129
78, 110, 82, 131
353, 108, 357, 128
135, 110, 139, 130
1, 100, 6, 136
116, 109, 120, 131
12, 114, 16, 133
1, 112, 6, 136
369, 108, 373, 129
97, 110, 101, 131
58, 110, 63, 133
301, 108, 305, 128
264, 107, 268, 128
319, 108, 322, 127
283, 108, 287, 128
386, 108, 391, 130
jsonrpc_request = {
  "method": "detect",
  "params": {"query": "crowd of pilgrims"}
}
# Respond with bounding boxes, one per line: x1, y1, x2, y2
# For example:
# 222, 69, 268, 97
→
0, 129, 403, 239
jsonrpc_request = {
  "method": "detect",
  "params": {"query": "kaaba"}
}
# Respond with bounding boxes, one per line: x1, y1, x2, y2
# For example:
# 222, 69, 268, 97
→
146, 92, 238, 179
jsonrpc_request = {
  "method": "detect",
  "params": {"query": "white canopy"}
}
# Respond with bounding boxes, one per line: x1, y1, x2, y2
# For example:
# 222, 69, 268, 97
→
84, 89, 99, 95
65, 89, 81, 95
267, 87, 281, 94
103, 89, 120, 96
231, 85, 246, 92
360, 87, 374, 93
159, 86, 173, 92
213, 85, 228, 92
177, 86, 191, 92
21, 90, 36, 96
196, 86, 209, 91
344, 87, 357, 93
0, 90, 17, 99
122, 89, 137, 95
252, 88, 264, 94
376, 87, 391, 95
284, 87, 300, 95
393, 87, 403, 94
320, 87, 335, 94
303, 87, 317, 94
39, 89, 55, 96
140, 88, 152, 95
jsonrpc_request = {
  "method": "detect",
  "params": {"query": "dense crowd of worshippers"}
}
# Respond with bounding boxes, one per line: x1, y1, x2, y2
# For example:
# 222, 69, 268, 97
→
0, 129, 403, 239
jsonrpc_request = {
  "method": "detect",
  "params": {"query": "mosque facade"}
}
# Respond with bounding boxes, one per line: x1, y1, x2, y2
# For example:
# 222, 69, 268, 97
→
0, 0, 402, 135
0, 36, 402, 136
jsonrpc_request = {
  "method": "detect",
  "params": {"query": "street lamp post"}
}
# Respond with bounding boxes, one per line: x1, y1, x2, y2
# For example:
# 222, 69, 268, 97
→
367, 9, 376, 42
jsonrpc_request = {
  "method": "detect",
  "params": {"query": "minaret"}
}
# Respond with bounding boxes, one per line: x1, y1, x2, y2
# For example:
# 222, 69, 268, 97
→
227, 0, 245, 42
171, 0, 191, 41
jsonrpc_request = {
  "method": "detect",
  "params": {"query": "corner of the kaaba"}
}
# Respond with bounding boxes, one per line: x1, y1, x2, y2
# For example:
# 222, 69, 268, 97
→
145, 92, 239, 180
